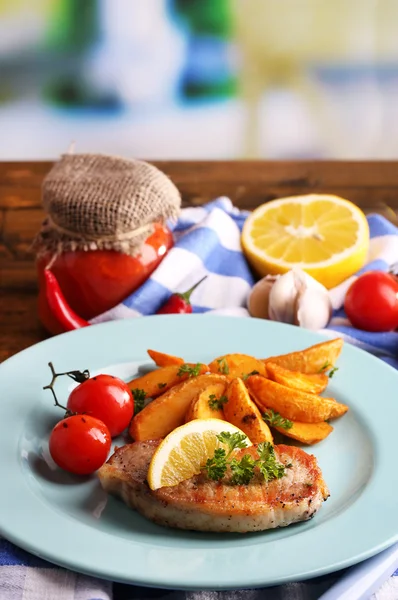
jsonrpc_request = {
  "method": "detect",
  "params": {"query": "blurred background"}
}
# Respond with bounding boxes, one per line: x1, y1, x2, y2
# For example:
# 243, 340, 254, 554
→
2, 0, 398, 160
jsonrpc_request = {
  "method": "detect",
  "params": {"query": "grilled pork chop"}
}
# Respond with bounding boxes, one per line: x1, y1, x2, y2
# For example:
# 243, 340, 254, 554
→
98, 441, 329, 533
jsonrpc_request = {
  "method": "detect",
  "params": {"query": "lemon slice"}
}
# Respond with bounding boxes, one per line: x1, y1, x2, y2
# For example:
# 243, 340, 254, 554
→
147, 418, 251, 490
241, 194, 369, 289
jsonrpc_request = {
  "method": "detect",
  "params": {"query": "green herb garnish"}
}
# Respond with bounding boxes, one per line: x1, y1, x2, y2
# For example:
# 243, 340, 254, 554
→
205, 448, 228, 481
204, 433, 286, 485
242, 370, 260, 381
208, 394, 228, 410
217, 431, 249, 451
318, 361, 331, 373
157, 382, 167, 389
318, 361, 339, 378
177, 363, 202, 378
204, 432, 248, 481
217, 357, 230, 375
256, 442, 286, 481
230, 454, 256, 485
262, 409, 293, 430
328, 366, 339, 378
132, 388, 146, 415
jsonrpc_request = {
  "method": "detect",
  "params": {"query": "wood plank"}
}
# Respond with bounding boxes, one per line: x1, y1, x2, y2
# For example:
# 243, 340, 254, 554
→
3, 161, 398, 209
0, 162, 50, 208
2, 208, 44, 258
0, 290, 47, 362
1, 261, 38, 291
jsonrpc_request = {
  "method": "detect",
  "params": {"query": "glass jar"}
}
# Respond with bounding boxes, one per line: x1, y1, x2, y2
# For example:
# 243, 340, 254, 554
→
37, 222, 173, 335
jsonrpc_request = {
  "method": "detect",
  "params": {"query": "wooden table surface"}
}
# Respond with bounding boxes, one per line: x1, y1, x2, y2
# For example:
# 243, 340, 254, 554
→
2, 159, 398, 362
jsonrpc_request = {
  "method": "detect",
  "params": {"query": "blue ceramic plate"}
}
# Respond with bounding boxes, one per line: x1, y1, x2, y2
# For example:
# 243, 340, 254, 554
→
0, 315, 397, 590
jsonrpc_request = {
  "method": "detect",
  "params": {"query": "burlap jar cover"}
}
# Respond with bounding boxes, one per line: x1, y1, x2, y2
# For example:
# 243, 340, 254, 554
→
33, 154, 182, 260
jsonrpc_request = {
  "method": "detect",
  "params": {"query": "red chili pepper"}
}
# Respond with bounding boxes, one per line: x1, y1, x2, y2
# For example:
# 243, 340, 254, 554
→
156, 276, 207, 315
44, 270, 90, 332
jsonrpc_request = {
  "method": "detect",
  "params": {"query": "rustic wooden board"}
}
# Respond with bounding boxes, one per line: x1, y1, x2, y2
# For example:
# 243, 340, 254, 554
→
2, 160, 398, 361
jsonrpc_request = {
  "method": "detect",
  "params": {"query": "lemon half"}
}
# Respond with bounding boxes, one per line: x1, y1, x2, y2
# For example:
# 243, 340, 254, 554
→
147, 418, 251, 490
241, 194, 369, 289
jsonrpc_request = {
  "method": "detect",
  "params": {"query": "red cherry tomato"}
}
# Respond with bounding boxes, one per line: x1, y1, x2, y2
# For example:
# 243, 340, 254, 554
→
67, 375, 133, 437
49, 415, 111, 475
344, 271, 398, 332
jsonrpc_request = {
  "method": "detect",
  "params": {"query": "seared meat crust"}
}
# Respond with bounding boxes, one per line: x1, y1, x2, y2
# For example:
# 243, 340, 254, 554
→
98, 441, 329, 533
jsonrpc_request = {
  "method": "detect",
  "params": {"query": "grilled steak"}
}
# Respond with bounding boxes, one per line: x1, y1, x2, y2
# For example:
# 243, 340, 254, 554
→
98, 440, 329, 533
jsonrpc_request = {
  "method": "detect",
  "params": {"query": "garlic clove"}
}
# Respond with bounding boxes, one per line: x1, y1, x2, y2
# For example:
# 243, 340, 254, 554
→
268, 267, 333, 330
247, 275, 279, 319
295, 286, 333, 330
268, 270, 300, 324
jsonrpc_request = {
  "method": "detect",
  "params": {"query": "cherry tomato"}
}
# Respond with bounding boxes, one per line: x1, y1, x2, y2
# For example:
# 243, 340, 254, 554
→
344, 271, 398, 332
49, 415, 111, 475
67, 375, 133, 437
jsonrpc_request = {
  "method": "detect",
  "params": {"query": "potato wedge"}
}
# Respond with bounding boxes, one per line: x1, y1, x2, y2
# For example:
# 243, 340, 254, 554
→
328, 401, 349, 419
223, 378, 273, 444
184, 396, 198, 423
147, 349, 184, 367
129, 374, 228, 441
209, 353, 268, 379
246, 375, 348, 423
273, 420, 333, 445
263, 338, 343, 374
128, 363, 208, 399
266, 362, 328, 394
185, 383, 227, 422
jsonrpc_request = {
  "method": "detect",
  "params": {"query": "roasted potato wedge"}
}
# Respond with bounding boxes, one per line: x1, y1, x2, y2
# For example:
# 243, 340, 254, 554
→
209, 353, 268, 379
129, 374, 228, 441
223, 378, 273, 444
128, 363, 208, 399
184, 397, 197, 423
266, 362, 328, 394
147, 349, 184, 367
185, 382, 226, 422
263, 338, 343, 374
246, 375, 348, 423
273, 420, 333, 445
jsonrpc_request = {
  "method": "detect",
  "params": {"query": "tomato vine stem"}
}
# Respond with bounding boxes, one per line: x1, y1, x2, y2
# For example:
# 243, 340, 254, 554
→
43, 362, 90, 414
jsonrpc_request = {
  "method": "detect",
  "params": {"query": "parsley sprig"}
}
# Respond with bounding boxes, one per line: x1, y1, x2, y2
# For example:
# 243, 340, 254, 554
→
208, 394, 228, 410
230, 454, 256, 485
262, 409, 293, 430
204, 432, 287, 485
205, 448, 228, 480
217, 431, 248, 451
132, 388, 146, 415
216, 357, 229, 375
256, 442, 286, 481
242, 370, 260, 381
318, 361, 339, 378
177, 363, 203, 378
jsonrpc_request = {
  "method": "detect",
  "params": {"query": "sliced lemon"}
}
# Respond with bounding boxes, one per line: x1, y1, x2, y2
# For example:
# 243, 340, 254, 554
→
147, 418, 251, 490
241, 194, 369, 289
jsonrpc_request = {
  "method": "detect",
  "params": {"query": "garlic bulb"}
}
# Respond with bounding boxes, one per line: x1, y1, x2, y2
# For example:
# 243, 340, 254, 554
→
248, 268, 332, 330
247, 275, 279, 319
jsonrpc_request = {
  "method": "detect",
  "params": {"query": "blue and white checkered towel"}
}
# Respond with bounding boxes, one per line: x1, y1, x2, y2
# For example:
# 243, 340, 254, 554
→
91, 197, 398, 372
2, 197, 398, 600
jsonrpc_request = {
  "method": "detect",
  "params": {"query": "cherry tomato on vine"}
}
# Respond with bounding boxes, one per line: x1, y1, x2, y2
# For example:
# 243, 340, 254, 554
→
67, 374, 134, 437
344, 271, 398, 332
49, 414, 111, 475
